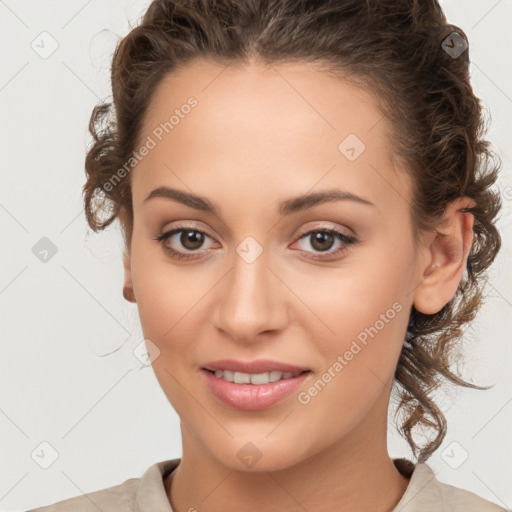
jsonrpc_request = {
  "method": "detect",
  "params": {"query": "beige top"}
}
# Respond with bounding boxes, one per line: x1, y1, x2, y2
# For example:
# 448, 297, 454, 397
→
27, 458, 505, 511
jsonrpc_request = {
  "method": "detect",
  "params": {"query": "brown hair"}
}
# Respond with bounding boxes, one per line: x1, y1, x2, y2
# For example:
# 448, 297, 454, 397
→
83, 0, 502, 462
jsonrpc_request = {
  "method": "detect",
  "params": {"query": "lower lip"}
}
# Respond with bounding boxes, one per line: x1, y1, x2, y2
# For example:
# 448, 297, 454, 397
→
202, 369, 311, 411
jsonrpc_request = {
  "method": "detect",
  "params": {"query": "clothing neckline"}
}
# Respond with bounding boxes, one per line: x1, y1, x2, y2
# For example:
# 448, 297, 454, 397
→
143, 457, 418, 512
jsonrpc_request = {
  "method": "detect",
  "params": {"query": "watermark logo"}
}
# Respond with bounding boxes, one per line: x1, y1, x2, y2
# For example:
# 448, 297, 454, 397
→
236, 236, 264, 264
237, 442, 263, 468
32, 237, 58, 263
442, 32, 468, 59
441, 440, 469, 469
31, 31, 59, 59
338, 133, 366, 162
31, 441, 59, 469
133, 338, 161, 367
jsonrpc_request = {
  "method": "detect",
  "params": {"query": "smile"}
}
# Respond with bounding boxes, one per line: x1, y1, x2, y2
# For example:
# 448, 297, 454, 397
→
206, 369, 308, 385
201, 368, 312, 411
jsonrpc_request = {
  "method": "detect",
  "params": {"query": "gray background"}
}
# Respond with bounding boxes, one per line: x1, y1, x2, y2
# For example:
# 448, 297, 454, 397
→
1, 0, 511, 510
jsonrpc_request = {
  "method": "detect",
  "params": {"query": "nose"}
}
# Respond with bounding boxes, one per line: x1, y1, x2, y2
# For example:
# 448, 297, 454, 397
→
212, 248, 289, 344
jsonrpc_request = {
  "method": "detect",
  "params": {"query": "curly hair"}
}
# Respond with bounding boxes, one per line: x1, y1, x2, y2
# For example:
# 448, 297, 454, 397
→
82, 0, 502, 462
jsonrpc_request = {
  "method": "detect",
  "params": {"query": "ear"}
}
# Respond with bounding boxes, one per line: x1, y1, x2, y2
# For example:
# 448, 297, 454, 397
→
119, 207, 136, 303
122, 247, 136, 303
413, 197, 475, 315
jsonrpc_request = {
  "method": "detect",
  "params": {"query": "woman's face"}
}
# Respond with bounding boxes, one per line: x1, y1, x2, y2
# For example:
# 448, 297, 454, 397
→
125, 59, 429, 471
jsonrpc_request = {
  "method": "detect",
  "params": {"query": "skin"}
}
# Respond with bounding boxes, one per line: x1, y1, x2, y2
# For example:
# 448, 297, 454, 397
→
121, 58, 474, 512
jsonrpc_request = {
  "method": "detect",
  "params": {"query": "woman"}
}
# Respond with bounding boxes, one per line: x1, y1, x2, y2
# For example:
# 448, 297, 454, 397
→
29, 0, 505, 510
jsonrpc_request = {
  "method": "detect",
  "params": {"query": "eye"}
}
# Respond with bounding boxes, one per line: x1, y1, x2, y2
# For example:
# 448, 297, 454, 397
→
292, 228, 357, 260
154, 226, 217, 260
154, 225, 357, 261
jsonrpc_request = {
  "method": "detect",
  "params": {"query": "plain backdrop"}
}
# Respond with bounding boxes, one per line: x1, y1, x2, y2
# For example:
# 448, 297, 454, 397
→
1, 0, 511, 510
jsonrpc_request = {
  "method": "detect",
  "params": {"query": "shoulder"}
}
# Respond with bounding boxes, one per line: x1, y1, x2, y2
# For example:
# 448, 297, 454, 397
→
393, 461, 506, 512
26, 458, 180, 512
25, 478, 139, 512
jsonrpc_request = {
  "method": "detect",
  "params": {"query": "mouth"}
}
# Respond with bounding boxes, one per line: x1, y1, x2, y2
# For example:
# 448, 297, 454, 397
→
202, 368, 310, 385
201, 365, 312, 411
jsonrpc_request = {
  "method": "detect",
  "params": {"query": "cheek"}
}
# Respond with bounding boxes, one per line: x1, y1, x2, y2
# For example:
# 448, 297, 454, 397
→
304, 245, 412, 341
293, 284, 409, 443
129, 241, 206, 413
297, 242, 414, 394
129, 234, 205, 339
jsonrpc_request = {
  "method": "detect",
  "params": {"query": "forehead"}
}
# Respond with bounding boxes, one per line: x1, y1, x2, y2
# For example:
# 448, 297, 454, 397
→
141, 58, 387, 145
132, 58, 410, 214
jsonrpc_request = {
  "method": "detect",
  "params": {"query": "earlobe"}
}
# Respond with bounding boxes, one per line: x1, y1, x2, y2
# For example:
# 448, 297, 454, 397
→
122, 248, 136, 303
413, 197, 475, 315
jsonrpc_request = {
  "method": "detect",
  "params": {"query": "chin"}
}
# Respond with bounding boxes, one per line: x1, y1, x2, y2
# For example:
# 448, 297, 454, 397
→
204, 433, 314, 473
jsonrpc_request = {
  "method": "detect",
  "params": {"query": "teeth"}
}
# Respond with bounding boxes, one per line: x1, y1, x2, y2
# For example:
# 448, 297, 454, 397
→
211, 369, 303, 385
234, 371, 251, 384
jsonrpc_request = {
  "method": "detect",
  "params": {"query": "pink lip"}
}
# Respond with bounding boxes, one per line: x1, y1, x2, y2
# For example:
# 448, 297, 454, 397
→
202, 369, 311, 411
202, 358, 310, 374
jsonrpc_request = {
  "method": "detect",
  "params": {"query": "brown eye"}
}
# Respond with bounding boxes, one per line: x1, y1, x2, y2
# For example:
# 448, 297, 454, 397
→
180, 229, 205, 250
155, 227, 216, 261
309, 231, 336, 252
293, 228, 357, 260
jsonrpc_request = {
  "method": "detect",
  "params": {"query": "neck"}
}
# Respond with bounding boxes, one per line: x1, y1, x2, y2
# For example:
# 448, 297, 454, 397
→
166, 396, 410, 512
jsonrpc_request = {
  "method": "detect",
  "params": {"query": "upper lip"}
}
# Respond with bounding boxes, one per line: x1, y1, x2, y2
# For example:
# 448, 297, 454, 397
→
202, 359, 310, 374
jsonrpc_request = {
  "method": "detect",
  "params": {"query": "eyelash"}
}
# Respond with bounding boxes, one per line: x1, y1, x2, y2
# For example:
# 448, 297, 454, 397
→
154, 226, 357, 261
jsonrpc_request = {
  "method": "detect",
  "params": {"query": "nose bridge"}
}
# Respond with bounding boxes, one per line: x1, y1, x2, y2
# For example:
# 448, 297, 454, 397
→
214, 237, 286, 340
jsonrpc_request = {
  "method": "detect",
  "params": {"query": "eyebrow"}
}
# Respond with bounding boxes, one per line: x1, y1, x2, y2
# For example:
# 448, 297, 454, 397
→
143, 186, 375, 216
